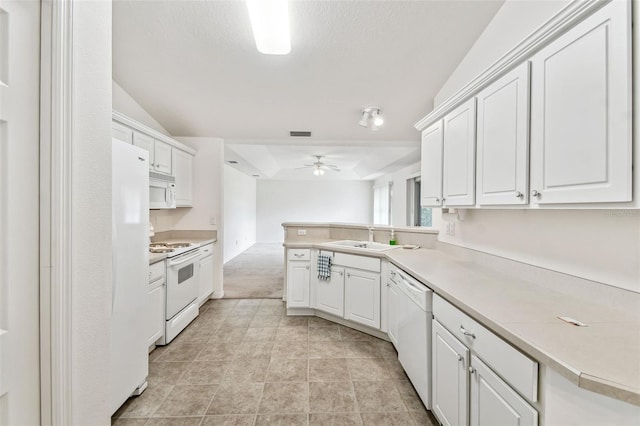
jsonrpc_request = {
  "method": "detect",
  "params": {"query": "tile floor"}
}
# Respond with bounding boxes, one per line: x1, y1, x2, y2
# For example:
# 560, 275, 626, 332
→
112, 298, 438, 425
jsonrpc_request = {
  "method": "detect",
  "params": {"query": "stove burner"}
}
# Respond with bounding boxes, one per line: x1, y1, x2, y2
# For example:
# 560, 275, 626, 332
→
150, 247, 175, 254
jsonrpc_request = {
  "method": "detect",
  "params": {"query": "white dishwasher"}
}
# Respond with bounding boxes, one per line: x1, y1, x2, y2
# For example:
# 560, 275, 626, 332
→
391, 264, 433, 409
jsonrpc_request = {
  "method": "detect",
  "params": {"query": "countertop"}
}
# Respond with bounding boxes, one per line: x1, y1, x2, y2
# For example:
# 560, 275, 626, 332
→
149, 237, 216, 265
284, 241, 640, 406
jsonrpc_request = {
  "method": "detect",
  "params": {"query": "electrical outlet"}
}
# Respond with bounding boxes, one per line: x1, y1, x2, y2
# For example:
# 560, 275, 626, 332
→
446, 222, 456, 236
297, 229, 307, 236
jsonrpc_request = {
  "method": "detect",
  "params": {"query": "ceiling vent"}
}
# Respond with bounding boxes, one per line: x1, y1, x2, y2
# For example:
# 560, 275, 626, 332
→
227, 160, 239, 164
290, 131, 311, 137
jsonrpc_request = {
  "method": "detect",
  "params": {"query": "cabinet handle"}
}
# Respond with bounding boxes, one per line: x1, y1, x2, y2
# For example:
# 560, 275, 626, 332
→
435, 197, 440, 203
457, 354, 463, 362
294, 253, 303, 257
441, 198, 446, 203
460, 325, 476, 339
531, 190, 540, 197
469, 366, 476, 374
346, 273, 351, 278
390, 271, 396, 276
150, 162, 155, 167
339, 271, 344, 277
305, 265, 309, 270
515, 191, 523, 198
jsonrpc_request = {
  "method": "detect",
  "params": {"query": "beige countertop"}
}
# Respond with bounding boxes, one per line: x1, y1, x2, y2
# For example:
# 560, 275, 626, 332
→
284, 241, 640, 406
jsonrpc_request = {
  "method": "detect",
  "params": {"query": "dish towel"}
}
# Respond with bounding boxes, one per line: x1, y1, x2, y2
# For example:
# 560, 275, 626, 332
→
317, 254, 332, 281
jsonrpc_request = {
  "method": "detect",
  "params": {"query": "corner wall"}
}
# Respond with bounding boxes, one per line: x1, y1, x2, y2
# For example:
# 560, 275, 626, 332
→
256, 180, 373, 243
223, 165, 257, 263
430, 0, 640, 293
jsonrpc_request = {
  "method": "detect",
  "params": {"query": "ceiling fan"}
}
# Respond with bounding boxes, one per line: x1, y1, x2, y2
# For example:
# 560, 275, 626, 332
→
297, 155, 340, 175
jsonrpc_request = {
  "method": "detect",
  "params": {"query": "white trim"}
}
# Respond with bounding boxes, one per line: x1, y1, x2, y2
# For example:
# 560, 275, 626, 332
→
112, 110, 197, 155
414, 0, 609, 130
40, 1, 74, 424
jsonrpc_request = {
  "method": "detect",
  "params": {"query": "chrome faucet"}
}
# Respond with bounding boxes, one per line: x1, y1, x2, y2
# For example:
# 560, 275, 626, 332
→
368, 227, 374, 242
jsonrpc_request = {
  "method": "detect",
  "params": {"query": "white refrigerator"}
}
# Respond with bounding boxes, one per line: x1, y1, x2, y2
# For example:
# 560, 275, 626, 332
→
111, 139, 150, 414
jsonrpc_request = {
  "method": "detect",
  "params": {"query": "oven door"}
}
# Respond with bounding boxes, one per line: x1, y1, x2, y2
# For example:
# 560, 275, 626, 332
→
166, 250, 200, 319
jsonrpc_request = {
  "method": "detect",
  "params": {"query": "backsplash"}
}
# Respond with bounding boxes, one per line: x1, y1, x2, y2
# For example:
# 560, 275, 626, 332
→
149, 209, 177, 233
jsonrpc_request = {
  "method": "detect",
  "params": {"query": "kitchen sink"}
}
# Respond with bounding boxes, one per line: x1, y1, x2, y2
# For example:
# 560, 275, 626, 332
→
323, 240, 400, 252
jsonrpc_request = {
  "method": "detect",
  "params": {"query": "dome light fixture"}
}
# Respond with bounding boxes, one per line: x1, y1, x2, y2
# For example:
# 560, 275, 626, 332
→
313, 167, 325, 176
358, 106, 384, 131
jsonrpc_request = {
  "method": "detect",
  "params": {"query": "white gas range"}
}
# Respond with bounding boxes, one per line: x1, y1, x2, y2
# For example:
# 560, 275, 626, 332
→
150, 241, 201, 344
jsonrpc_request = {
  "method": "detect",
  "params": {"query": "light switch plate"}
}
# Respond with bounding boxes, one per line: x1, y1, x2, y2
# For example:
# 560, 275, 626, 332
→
297, 229, 307, 236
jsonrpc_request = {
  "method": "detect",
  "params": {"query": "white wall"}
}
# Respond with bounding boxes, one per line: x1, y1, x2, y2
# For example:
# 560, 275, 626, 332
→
256, 180, 373, 243
112, 80, 171, 136
434, 0, 571, 105
430, 0, 640, 294
72, 1, 113, 423
223, 165, 257, 263
374, 162, 422, 228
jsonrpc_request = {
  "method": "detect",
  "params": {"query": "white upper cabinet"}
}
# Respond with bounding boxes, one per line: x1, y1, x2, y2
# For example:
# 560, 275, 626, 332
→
112, 121, 133, 144
476, 62, 530, 206
133, 131, 154, 167
421, 120, 444, 207
134, 131, 173, 175
530, 0, 632, 205
443, 98, 477, 207
153, 140, 173, 175
172, 149, 194, 207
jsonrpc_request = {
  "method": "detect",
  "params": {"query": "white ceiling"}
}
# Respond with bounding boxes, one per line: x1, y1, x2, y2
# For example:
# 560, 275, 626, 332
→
113, 0, 504, 180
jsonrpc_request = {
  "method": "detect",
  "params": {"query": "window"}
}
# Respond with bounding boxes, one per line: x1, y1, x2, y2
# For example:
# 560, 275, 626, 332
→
407, 176, 432, 227
373, 182, 392, 225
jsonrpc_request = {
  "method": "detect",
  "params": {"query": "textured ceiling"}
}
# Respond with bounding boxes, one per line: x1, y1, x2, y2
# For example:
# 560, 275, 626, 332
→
113, 0, 504, 180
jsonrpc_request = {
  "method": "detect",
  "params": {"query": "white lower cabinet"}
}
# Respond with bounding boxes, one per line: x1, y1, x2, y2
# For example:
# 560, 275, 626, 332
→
316, 266, 345, 317
286, 249, 311, 308
433, 320, 469, 426
433, 295, 538, 426
386, 278, 402, 346
344, 268, 381, 329
470, 355, 538, 426
198, 244, 214, 305
147, 261, 166, 348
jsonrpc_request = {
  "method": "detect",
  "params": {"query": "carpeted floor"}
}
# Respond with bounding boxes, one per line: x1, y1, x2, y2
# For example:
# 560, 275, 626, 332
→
223, 243, 285, 299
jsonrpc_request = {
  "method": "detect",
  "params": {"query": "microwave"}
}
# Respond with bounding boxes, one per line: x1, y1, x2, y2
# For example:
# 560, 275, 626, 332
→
149, 172, 176, 209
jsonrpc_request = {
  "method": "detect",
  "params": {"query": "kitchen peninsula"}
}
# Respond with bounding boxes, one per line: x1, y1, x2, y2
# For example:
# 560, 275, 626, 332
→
282, 222, 640, 425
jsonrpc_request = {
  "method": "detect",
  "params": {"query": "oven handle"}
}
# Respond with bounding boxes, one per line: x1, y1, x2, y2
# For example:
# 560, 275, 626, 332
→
169, 251, 200, 266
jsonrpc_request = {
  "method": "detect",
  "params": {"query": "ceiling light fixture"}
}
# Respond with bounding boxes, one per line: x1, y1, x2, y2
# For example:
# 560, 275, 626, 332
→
313, 167, 325, 176
359, 106, 384, 131
246, 0, 291, 55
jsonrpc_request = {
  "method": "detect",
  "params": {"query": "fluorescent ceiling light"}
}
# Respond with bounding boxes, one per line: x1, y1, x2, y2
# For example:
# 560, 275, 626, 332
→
246, 0, 291, 55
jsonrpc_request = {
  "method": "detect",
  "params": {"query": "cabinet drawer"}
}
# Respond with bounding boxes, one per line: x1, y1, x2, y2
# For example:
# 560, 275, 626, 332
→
200, 243, 214, 257
288, 249, 310, 261
434, 295, 538, 402
333, 252, 380, 272
149, 260, 166, 284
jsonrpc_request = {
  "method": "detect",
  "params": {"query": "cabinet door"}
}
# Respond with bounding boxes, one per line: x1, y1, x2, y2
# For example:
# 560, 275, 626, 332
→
470, 355, 537, 426
287, 261, 310, 308
421, 120, 444, 207
133, 131, 154, 168
173, 149, 193, 207
443, 98, 477, 207
344, 269, 380, 329
153, 141, 173, 175
316, 267, 345, 317
112, 121, 133, 144
432, 320, 469, 426
147, 284, 164, 347
386, 280, 402, 347
477, 62, 530, 206
198, 254, 214, 305
530, 1, 631, 204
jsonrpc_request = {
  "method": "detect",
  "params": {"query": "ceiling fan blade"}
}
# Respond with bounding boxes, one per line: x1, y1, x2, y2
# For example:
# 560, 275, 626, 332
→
325, 164, 339, 169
